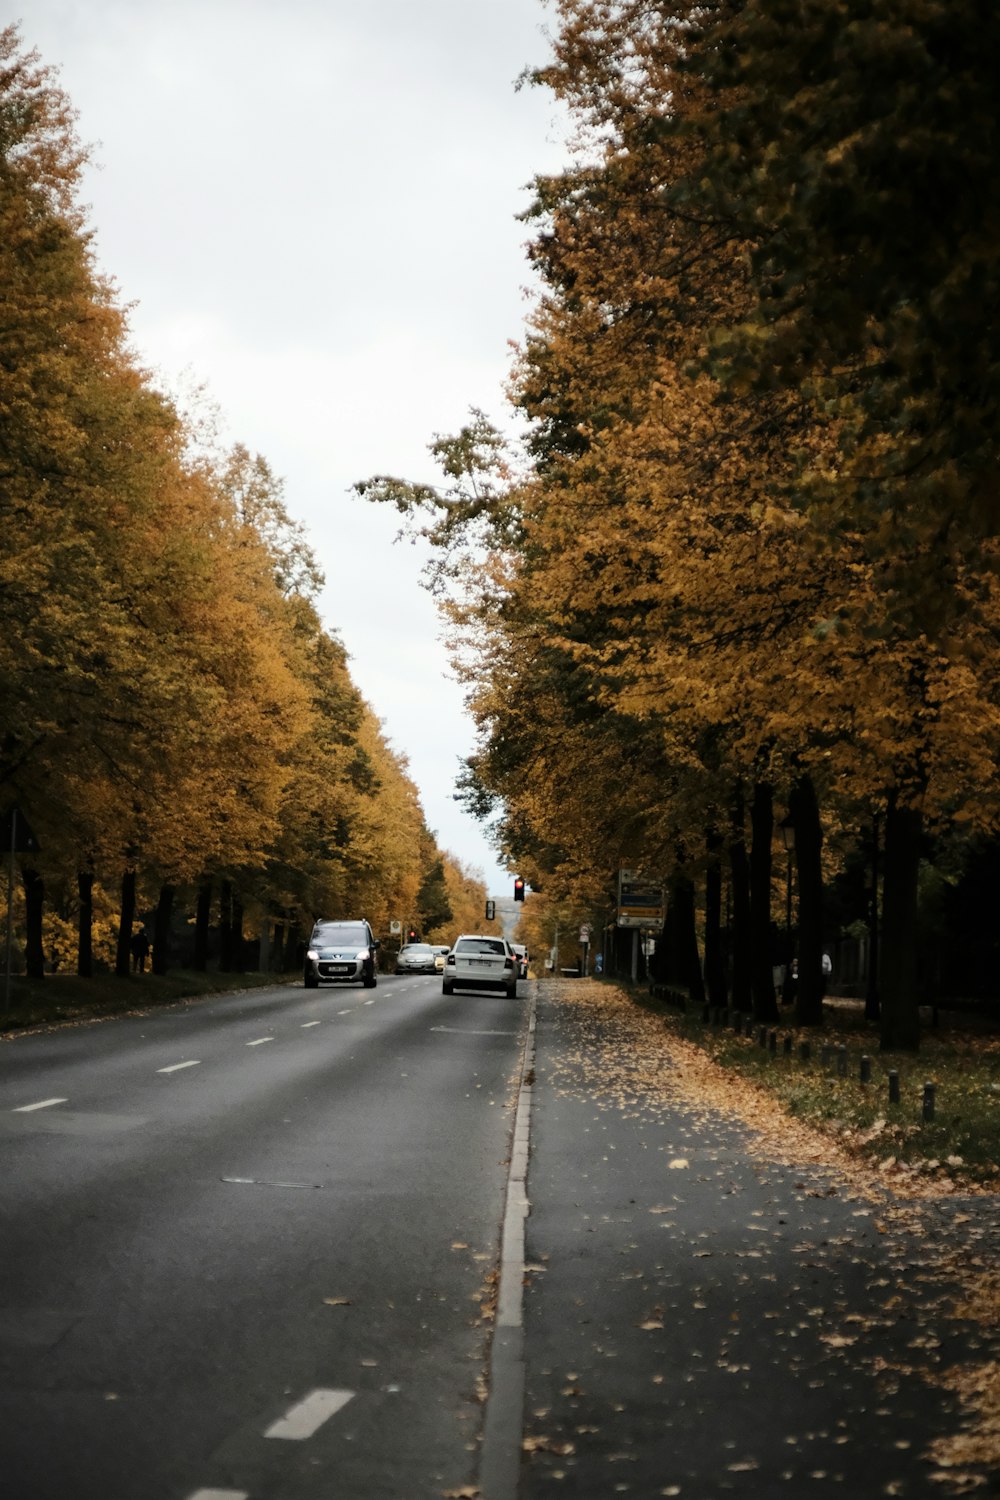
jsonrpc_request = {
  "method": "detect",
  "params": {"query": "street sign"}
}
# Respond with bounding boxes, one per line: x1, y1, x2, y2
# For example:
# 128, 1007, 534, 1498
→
389, 920, 401, 934
617, 868, 665, 929
579, 925, 591, 942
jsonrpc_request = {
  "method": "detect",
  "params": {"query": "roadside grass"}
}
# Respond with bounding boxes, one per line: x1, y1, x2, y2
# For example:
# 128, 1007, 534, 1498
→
0, 968, 299, 1033
633, 987, 1000, 1187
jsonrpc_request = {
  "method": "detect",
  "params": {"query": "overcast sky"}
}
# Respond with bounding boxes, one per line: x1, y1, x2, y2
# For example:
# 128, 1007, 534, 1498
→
19, 0, 567, 896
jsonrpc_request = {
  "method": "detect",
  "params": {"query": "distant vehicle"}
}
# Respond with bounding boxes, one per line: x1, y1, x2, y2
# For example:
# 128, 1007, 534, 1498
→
443, 934, 518, 998
395, 942, 438, 975
304, 920, 378, 989
431, 945, 451, 973
511, 943, 529, 979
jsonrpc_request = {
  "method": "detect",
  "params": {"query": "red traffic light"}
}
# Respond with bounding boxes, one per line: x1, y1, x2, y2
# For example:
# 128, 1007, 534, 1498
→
407, 928, 417, 940
513, 877, 525, 902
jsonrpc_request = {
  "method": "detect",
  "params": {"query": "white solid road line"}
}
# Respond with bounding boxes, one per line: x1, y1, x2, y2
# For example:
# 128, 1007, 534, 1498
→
264, 1387, 354, 1440
245, 1037, 274, 1047
12, 1098, 67, 1112
157, 1060, 201, 1074
431, 1026, 518, 1036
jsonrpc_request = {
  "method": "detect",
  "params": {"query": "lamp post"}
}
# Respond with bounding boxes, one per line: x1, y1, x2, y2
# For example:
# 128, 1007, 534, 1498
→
779, 815, 795, 1006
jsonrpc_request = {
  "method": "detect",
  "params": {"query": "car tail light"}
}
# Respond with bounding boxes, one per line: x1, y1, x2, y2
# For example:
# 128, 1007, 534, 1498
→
504, 956, 514, 969
446, 954, 455, 966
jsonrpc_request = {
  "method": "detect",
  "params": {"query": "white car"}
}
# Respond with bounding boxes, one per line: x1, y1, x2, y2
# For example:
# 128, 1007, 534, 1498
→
443, 934, 519, 997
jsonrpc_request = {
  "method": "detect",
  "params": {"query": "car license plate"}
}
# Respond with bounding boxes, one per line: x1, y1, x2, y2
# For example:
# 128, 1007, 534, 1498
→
329, 964, 351, 973
469, 959, 492, 968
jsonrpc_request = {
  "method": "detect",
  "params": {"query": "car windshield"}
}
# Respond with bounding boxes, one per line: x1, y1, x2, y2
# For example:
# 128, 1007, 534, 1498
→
400, 944, 432, 953
312, 924, 367, 946
456, 938, 507, 955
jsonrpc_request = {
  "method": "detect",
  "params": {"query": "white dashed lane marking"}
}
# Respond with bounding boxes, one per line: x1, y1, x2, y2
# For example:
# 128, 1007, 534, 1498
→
245, 1037, 274, 1047
301, 1021, 321, 1028
186, 1490, 249, 1500
12, 1098, 67, 1112
264, 1387, 354, 1440
157, 1060, 201, 1074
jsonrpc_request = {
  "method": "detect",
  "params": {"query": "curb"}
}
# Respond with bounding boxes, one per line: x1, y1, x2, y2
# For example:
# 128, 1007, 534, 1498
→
478, 987, 536, 1500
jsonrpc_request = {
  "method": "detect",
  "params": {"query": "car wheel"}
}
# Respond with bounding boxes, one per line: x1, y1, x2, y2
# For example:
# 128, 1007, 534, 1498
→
304, 972, 319, 989
442, 980, 454, 995
364, 972, 377, 988
506, 982, 518, 998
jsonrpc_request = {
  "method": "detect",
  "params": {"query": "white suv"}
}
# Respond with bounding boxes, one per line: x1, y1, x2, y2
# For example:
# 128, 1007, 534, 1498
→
443, 934, 518, 998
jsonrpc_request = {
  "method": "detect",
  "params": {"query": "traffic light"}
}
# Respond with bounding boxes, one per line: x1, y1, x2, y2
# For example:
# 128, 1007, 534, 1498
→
513, 877, 525, 902
407, 928, 418, 941
485, 899, 496, 921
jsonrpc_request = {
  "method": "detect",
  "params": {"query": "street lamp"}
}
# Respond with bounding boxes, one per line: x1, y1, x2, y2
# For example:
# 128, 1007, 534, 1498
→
779, 815, 795, 1006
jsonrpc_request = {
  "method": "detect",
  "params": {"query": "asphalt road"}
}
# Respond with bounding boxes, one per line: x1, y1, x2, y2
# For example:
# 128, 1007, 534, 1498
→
0, 974, 530, 1500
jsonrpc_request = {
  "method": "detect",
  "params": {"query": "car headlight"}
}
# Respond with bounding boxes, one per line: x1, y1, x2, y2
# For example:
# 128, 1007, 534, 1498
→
306, 949, 319, 960
355, 949, 369, 960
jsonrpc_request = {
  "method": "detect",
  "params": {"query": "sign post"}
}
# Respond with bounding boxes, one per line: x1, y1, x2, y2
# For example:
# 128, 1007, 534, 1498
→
616, 869, 665, 929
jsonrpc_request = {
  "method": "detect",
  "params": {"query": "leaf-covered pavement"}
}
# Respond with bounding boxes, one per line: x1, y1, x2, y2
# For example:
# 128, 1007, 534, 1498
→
517, 980, 1000, 1497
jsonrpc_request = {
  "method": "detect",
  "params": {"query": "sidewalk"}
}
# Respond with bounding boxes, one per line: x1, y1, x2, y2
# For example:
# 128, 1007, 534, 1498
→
514, 978, 1000, 1498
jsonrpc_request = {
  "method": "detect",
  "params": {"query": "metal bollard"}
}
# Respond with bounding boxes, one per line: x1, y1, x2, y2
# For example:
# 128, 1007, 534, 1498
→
799, 1040, 811, 1063
923, 1081, 936, 1122
757, 1025, 767, 1048
768, 1029, 778, 1055
837, 1044, 848, 1077
821, 1045, 832, 1070
860, 1055, 872, 1084
783, 1035, 793, 1057
888, 1070, 900, 1105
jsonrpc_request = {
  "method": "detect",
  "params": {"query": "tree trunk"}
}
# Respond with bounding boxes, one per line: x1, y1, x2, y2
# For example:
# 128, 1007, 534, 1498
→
750, 781, 778, 1021
22, 867, 45, 979
729, 795, 752, 1011
116, 867, 136, 977
219, 880, 234, 972
791, 774, 825, 1026
672, 872, 705, 1005
880, 792, 922, 1052
865, 813, 881, 1022
152, 884, 174, 976
77, 868, 94, 978
231, 890, 245, 971
194, 877, 212, 971
704, 833, 727, 1007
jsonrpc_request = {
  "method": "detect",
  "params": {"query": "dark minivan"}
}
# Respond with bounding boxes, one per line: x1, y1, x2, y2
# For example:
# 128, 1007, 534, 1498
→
304, 920, 379, 988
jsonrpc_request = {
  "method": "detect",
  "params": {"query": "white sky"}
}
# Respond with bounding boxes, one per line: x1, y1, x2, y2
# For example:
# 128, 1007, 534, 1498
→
19, 0, 568, 896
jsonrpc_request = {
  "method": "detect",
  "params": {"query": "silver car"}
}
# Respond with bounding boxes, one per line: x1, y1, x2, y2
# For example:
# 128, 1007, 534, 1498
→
443, 934, 518, 997
395, 942, 438, 974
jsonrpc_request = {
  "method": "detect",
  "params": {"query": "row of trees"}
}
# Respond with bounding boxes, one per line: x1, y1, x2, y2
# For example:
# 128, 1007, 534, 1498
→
0, 27, 484, 982
360, 0, 1000, 1050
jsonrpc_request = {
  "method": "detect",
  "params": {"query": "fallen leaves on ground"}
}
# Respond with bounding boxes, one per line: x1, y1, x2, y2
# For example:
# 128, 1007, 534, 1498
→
537, 977, 1000, 1490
